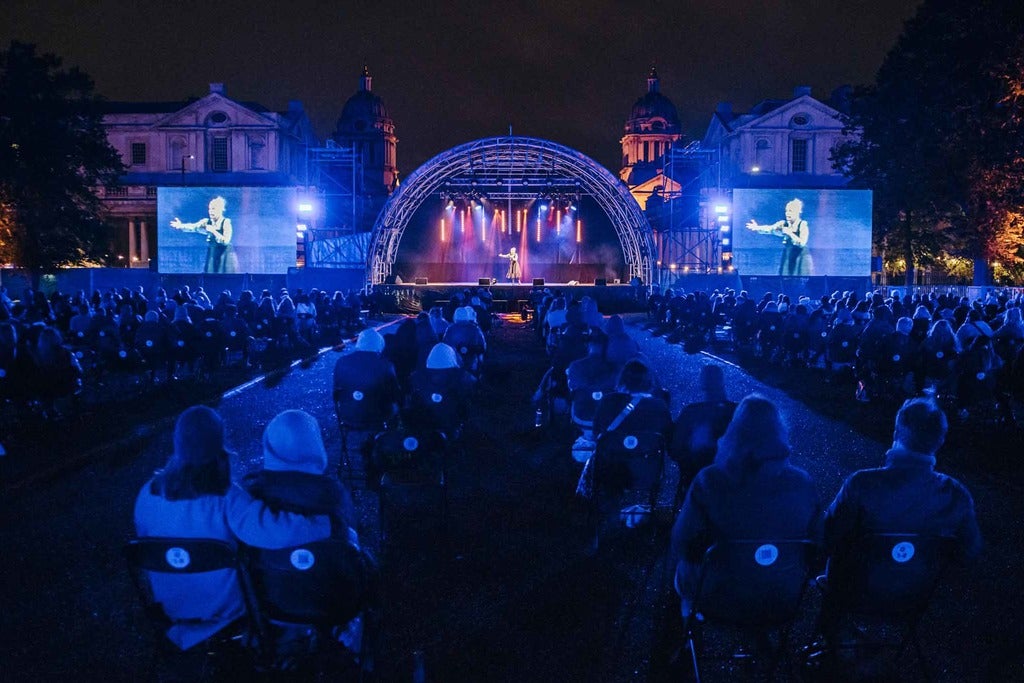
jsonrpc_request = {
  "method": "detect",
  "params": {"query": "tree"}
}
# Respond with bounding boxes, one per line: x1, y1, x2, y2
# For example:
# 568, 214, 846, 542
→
832, 0, 1024, 285
0, 41, 124, 282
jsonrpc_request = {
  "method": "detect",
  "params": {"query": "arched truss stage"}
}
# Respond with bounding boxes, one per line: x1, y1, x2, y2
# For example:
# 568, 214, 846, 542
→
367, 136, 655, 285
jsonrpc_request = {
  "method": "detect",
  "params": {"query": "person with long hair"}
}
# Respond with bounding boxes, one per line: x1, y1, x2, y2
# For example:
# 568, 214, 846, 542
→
133, 406, 331, 651
669, 394, 821, 611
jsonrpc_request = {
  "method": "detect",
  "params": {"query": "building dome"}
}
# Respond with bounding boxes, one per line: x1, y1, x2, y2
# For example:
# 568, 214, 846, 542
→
335, 66, 393, 135
624, 67, 681, 134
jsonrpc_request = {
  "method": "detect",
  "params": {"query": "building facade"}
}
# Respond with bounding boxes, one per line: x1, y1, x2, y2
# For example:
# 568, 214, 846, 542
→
702, 86, 853, 191
99, 83, 318, 267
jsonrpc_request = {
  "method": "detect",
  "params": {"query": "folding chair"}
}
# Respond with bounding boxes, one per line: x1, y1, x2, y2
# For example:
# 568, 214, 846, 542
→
242, 539, 375, 676
370, 429, 449, 549
589, 430, 665, 549
123, 537, 253, 678
333, 384, 396, 486
816, 533, 954, 681
684, 539, 816, 683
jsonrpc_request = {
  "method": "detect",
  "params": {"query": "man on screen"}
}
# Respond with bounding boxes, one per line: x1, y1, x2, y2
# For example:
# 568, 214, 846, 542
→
170, 196, 237, 273
745, 198, 812, 276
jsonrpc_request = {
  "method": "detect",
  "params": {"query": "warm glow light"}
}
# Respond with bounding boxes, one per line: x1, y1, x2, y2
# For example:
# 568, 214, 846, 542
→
440, 218, 446, 242
536, 215, 541, 242
461, 209, 466, 234
556, 209, 562, 235
576, 219, 582, 243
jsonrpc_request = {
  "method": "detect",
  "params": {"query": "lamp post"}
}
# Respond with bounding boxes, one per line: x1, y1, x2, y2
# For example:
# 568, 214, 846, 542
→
180, 154, 194, 180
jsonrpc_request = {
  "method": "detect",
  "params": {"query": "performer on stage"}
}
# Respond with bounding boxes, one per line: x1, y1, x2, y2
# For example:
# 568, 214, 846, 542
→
745, 198, 812, 276
499, 247, 521, 284
170, 196, 238, 274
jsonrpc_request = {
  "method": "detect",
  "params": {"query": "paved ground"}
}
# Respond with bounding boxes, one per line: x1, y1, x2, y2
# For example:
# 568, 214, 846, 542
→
1, 314, 1022, 681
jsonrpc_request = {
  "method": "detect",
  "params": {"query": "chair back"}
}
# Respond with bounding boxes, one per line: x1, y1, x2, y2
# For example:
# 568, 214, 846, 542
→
694, 539, 815, 628
570, 387, 607, 427
371, 429, 446, 478
594, 430, 665, 492
830, 533, 951, 618
244, 539, 366, 628
334, 382, 394, 430
124, 537, 240, 627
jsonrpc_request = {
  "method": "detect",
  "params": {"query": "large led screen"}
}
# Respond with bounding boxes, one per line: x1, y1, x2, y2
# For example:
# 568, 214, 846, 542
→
157, 187, 297, 274
730, 189, 872, 277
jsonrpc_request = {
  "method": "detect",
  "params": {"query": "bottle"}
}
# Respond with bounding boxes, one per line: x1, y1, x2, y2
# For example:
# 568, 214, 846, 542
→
412, 650, 426, 683
534, 407, 544, 428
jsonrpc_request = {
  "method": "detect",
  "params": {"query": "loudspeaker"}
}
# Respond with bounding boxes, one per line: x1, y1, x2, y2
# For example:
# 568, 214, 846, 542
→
532, 278, 545, 287
414, 277, 428, 285
594, 278, 607, 286
478, 278, 491, 286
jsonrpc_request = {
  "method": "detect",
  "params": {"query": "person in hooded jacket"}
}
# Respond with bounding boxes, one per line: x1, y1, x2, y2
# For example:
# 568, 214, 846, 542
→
669, 394, 821, 612
333, 328, 402, 428
134, 406, 332, 652
243, 409, 359, 546
406, 342, 477, 438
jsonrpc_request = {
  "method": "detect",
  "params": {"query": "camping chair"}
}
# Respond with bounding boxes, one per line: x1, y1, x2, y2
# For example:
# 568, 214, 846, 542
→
588, 430, 665, 549
123, 537, 253, 678
815, 533, 954, 682
370, 429, 449, 549
333, 384, 397, 486
242, 539, 376, 676
683, 539, 816, 682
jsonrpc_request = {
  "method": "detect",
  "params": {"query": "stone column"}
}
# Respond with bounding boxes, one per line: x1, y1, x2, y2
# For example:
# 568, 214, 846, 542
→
128, 218, 137, 266
139, 219, 150, 267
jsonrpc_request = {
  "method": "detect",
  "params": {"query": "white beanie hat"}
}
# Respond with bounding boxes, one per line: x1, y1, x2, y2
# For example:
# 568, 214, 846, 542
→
262, 410, 328, 474
355, 328, 385, 353
426, 343, 459, 369
454, 306, 476, 323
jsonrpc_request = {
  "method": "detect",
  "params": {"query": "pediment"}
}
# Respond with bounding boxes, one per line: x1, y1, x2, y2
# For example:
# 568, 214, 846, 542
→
736, 96, 844, 131
155, 93, 277, 129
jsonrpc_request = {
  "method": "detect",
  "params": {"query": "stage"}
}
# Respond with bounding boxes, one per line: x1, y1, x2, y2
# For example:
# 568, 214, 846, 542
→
376, 281, 647, 314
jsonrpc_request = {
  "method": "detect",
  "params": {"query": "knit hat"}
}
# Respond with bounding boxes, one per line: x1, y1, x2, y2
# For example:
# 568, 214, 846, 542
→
355, 328, 385, 353
426, 343, 459, 369
454, 306, 477, 322
262, 410, 328, 474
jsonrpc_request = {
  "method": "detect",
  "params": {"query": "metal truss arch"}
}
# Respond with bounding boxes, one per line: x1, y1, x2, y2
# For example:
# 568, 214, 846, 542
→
368, 136, 655, 285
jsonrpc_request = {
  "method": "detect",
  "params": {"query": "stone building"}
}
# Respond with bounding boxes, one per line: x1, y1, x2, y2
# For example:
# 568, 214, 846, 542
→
99, 83, 317, 267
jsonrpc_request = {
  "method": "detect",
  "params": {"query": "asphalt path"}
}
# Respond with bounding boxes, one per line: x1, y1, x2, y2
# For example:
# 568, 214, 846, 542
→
1, 314, 1021, 681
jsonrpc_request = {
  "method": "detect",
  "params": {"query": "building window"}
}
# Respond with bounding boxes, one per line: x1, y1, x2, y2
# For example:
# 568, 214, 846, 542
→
790, 113, 810, 127
106, 186, 129, 198
130, 142, 147, 166
791, 138, 808, 173
643, 141, 650, 161
211, 137, 229, 172
249, 136, 266, 170
755, 138, 771, 171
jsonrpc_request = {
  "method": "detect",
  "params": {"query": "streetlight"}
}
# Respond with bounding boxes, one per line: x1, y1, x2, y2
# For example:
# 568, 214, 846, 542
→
180, 154, 194, 180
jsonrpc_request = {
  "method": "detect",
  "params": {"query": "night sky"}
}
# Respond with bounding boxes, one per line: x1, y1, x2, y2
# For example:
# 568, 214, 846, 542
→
2, 0, 921, 173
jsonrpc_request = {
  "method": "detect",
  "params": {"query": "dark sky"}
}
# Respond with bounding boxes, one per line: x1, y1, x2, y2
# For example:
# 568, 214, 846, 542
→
2, 0, 921, 172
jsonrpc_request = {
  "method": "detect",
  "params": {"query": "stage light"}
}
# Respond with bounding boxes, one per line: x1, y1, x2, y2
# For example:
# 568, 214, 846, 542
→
298, 202, 314, 213
721, 237, 730, 246
750, 166, 761, 173
714, 205, 729, 214
718, 214, 730, 223
296, 223, 307, 231
540, 204, 548, 211
474, 204, 482, 211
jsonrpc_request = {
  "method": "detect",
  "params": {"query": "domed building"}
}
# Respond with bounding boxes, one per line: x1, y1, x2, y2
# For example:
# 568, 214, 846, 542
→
332, 66, 399, 196
619, 67, 683, 184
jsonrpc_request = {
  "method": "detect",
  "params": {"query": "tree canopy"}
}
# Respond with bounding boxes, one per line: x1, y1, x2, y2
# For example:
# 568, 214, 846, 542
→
0, 41, 124, 277
832, 0, 1024, 284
